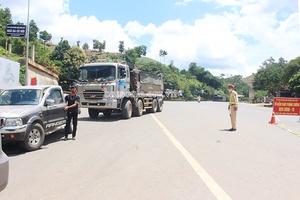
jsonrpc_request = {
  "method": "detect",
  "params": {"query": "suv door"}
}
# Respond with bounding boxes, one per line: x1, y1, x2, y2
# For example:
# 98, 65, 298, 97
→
43, 89, 66, 131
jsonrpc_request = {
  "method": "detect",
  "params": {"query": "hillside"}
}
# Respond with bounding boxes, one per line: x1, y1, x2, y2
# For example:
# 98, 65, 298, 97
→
242, 74, 254, 88
83, 50, 160, 66
136, 57, 160, 65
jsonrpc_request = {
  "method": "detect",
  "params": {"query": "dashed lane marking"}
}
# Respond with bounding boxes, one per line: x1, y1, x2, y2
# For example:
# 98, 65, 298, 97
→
151, 114, 232, 200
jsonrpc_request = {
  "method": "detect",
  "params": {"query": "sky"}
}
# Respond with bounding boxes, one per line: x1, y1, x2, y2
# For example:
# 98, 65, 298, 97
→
1, 0, 300, 77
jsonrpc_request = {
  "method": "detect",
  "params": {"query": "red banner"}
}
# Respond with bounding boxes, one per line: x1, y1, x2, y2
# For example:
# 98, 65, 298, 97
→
273, 98, 300, 116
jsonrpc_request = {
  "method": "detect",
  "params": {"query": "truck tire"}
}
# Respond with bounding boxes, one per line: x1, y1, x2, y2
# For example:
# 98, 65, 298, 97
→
157, 99, 163, 112
88, 108, 99, 118
122, 99, 132, 119
133, 99, 143, 117
149, 98, 158, 113
19, 123, 45, 151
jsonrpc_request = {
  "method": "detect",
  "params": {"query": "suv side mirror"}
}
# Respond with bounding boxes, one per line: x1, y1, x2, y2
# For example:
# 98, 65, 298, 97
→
45, 99, 55, 106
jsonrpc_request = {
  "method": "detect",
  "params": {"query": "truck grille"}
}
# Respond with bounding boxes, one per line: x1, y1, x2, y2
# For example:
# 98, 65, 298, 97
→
0, 118, 4, 128
83, 90, 104, 100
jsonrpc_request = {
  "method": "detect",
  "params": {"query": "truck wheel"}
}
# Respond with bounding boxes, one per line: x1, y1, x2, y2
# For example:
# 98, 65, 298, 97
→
122, 99, 132, 119
157, 99, 163, 112
88, 108, 99, 118
150, 98, 158, 113
19, 123, 45, 151
133, 99, 143, 117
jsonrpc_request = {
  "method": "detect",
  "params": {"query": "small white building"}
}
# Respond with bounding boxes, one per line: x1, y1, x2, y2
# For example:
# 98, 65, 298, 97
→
27, 59, 58, 86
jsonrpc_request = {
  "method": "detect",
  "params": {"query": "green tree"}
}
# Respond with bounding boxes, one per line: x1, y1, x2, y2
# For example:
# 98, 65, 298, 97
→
89, 55, 98, 62
11, 38, 24, 55
0, 7, 12, 25
223, 75, 251, 97
136, 45, 147, 56
29, 20, 39, 42
39, 30, 52, 42
99, 40, 106, 52
31, 40, 52, 66
62, 46, 87, 80
19, 65, 26, 85
124, 48, 139, 64
137, 61, 163, 74
118, 41, 124, 54
188, 62, 222, 89
253, 57, 286, 94
92, 39, 105, 52
289, 72, 300, 95
0, 7, 13, 48
159, 49, 167, 64
82, 42, 89, 50
92, 39, 100, 50
124, 45, 147, 64
254, 90, 268, 102
283, 57, 300, 91
50, 38, 70, 61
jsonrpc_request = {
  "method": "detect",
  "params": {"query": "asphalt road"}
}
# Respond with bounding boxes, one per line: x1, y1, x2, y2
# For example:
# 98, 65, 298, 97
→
1, 101, 300, 200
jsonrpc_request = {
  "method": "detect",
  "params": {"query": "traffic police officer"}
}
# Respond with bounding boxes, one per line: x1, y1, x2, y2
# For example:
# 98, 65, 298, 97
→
227, 84, 238, 131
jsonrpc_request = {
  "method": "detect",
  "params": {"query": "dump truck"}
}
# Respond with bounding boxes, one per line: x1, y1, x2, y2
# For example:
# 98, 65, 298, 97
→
76, 61, 164, 119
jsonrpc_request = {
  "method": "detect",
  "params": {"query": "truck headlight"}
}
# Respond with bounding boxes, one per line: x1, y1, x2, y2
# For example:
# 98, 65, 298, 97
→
5, 118, 23, 126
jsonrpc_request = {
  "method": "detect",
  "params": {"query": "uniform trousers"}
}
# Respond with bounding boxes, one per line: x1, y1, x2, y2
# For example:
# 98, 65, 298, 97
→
230, 106, 237, 129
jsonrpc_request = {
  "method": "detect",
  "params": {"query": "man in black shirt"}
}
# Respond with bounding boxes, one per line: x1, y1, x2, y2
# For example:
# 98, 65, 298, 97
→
64, 86, 80, 140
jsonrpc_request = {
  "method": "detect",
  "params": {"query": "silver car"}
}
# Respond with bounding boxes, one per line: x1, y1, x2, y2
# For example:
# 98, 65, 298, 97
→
0, 136, 9, 192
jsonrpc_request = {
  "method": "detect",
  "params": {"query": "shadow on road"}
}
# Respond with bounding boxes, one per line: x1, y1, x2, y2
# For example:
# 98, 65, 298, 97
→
43, 129, 66, 146
3, 129, 66, 156
78, 114, 121, 122
78, 112, 149, 122
219, 129, 235, 132
3, 111, 151, 155
2, 142, 25, 156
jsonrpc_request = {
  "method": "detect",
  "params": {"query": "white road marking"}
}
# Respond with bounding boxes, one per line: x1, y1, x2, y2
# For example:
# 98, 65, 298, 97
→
151, 114, 232, 200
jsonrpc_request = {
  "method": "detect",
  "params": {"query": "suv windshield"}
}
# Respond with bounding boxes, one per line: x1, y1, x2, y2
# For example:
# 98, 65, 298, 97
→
78, 65, 116, 82
0, 89, 42, 105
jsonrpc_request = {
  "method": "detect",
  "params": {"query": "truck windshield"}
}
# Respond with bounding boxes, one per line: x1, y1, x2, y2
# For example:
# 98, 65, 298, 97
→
0, 89, 42, 105
78, 65, 116, 82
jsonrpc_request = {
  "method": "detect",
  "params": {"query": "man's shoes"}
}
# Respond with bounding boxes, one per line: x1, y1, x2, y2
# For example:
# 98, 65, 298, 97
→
72, 137, 76, 140
228, 128, 237, 131
64, 137, 68, 141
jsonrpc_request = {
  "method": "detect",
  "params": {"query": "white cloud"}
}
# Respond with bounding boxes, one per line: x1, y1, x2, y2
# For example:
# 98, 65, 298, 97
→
147, 16, 248, 75
2, 0, 136, 51
175, 0, 198, 6
47, 14, 136, 51
2, 0, 70, 24
153, 0, 300, 76
124, 21, 156, 38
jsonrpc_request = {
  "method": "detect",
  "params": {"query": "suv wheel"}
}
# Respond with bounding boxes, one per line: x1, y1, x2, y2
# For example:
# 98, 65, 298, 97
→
20, 123, 45, 151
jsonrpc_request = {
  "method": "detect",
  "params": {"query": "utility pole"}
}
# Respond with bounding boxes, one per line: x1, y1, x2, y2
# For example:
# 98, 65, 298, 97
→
25, 0, 30, 85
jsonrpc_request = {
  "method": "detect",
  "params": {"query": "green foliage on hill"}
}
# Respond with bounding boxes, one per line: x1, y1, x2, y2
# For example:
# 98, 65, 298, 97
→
252, 57, 300, 96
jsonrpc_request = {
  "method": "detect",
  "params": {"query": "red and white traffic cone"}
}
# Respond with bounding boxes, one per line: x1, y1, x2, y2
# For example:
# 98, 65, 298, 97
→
269, 112, 277, 124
